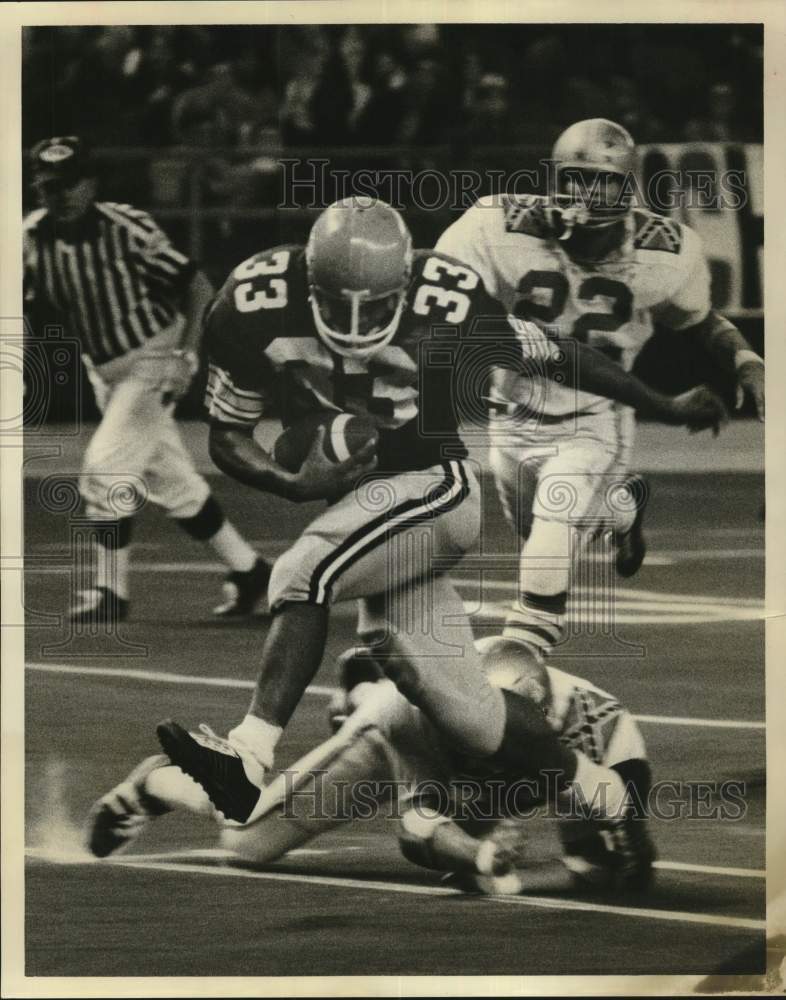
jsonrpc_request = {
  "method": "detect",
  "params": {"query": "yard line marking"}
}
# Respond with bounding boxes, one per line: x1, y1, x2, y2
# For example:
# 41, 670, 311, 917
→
24, 660, 332, 698
653, 860, 765, 879
24, 851, 763, 932
24, 844, 763, 880
635, 714, 764, 730
25, 662, 765, 731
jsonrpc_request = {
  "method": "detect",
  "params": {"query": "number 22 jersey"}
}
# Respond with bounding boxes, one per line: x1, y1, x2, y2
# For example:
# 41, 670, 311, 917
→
436, 194, 712, 418
204, 245, 541, 475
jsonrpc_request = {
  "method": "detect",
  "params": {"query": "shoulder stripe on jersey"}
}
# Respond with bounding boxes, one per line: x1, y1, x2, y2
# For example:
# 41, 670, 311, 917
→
632, 212, 682, 254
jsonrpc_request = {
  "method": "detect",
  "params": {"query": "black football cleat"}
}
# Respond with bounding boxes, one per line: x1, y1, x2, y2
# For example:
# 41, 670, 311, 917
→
213, 557, 272, 617
613, 475, 649, 579
87, 754, 171, 858
604, 812, 657, 892
69, 586, 129, 625
156, 720, 262, 823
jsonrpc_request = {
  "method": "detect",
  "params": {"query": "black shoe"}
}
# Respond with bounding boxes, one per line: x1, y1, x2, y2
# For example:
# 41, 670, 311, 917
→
156, 720, 262, 823
605, 813, 657, 892
613, 475, 649, 578
213, 558, 271, 617
69, 586, 129, 625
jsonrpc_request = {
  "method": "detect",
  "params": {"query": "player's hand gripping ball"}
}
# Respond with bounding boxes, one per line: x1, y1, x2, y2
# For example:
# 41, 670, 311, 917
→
273, 411, 379, 473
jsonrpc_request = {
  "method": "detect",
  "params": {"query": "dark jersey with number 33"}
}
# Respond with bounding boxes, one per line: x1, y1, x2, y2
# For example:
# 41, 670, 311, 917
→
204, 245, 533, 475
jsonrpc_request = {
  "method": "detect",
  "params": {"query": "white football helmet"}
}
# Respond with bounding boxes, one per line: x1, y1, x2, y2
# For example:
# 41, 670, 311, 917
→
550, 118, 638, 237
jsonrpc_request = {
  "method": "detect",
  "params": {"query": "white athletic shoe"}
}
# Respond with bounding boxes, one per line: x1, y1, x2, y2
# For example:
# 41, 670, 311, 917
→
87, 754, 171, 857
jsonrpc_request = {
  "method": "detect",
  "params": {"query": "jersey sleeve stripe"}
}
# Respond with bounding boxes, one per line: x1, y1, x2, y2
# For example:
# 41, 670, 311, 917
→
207, 396, 263, 424
206, 366, 267, 423
208, 363, 266, 399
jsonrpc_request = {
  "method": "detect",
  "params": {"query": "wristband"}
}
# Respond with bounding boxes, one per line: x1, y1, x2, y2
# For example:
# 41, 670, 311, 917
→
734, 349, 763, 371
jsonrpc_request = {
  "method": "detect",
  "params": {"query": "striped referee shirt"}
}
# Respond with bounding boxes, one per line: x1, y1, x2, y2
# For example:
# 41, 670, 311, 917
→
23, 201, 195, 364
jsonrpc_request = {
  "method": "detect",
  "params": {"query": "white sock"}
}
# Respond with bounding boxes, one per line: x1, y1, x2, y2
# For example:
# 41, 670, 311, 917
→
228, 714, 282, 773
95, 542, 129, 599
145, 764, 214, 815
565, 752, 627, 820
208, 522, 256, 572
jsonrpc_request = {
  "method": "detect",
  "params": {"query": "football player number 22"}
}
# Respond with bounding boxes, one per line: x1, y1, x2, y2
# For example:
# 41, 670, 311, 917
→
515, 270, 633, 347
233, 252, 290, 312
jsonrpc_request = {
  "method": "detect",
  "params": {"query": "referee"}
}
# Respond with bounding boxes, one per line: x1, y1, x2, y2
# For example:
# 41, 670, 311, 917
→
24, 136, 271, 624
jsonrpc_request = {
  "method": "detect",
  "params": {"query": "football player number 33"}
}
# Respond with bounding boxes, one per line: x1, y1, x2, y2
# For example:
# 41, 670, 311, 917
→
233, 252, 290, 312
233, 253, 478, 321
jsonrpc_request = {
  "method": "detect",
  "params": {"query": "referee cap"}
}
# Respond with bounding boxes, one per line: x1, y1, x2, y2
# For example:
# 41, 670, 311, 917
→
30, 136, 93, 185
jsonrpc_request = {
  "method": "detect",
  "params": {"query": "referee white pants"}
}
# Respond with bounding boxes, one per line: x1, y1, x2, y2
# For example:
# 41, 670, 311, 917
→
80, 319, 210, 521
268, 460, 507, 756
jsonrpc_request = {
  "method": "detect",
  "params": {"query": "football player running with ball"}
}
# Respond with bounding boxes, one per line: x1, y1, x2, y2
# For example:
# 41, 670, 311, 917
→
436, 118, 765, 660
154, 197, 724, 830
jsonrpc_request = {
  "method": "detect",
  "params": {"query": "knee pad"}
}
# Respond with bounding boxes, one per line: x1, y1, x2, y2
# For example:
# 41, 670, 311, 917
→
175, 494, 225, 540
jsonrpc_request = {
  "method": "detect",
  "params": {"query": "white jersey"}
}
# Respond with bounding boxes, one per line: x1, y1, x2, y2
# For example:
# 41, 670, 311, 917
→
436, 194, 712, 419
347, 664, 645, 772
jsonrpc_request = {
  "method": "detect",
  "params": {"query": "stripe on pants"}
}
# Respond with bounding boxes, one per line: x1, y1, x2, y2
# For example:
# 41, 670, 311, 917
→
307, 461, 470, 605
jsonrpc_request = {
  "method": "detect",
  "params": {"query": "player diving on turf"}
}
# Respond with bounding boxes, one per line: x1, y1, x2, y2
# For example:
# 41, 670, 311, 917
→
89, 638, 655, 895
146, 198, 723, 837
436, 118, 765, 662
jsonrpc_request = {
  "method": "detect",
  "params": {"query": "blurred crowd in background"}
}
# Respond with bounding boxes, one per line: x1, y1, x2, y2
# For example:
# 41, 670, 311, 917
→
24, 23, 763, 152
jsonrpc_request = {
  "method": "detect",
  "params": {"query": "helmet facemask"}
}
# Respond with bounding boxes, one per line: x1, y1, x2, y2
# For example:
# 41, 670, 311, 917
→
551, 167, 634, 235
309, 284, 408, 360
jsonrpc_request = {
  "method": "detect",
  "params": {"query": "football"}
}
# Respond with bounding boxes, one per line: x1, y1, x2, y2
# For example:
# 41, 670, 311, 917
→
272, 411, 379, 473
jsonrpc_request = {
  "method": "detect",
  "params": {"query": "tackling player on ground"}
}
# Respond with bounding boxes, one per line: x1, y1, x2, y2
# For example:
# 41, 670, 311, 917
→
436, 118, 764, 660
90, 637, 655, 895
152, 197, 724, 830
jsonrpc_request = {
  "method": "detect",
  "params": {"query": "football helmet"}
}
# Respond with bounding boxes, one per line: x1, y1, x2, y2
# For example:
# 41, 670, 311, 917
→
306, 198, 413, 359
474, 635, 553, 715
549, 118, 637, 237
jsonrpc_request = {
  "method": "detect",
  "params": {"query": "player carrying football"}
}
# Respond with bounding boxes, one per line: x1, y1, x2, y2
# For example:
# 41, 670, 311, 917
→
436, 118, 765, 659
153, 197, 723, 832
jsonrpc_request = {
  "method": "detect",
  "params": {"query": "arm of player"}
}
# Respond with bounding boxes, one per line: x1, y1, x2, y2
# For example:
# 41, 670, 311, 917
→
209, 423, 376, 503
502, 315, 728, 432
179, 269, 215, 353
553, 342, 726, 430
156, 270, 217, 405
564, 338, 728, 431
684, 310, 764, 421
652, 225, 764, 421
